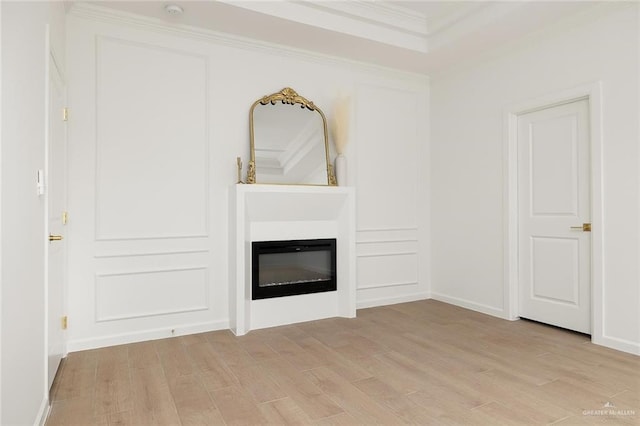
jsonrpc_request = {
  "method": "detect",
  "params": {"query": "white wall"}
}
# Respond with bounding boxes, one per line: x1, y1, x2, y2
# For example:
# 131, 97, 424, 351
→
1, 1, 65, 424
65, 5, 429, 351
430, 4, 639, 354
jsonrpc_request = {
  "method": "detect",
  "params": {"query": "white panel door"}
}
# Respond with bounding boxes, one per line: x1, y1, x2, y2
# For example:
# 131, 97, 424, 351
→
518, 99, 591, 334
47, 53, 67, 389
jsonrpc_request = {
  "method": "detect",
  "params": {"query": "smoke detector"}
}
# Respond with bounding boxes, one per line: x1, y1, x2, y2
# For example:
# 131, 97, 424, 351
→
164, 4, 184, 15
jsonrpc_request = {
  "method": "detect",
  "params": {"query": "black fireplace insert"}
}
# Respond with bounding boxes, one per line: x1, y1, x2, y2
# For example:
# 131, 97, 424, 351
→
251, 238, 337, 300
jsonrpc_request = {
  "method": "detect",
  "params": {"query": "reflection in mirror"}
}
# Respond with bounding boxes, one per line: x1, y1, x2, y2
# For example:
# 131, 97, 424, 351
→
248, 88, 336, 186
253, 104, 326, 184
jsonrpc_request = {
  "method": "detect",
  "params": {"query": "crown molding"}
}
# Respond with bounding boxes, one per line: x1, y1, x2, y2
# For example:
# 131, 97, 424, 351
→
217, 0, 428, 52
305, 0, 428, 36
68, 2, 430, 84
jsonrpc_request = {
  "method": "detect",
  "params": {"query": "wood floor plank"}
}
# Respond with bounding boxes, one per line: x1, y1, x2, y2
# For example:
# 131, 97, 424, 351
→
155, 337, 194, 382
170, 374, 225, 425
228, 361, 288, 403
260, 357, 345, 420
127, 341, 161, 371
185, 341, 238, 391
612, 389, 640, 409
265, 333, 326, 371
209, 385, 267, 425
352, 376, 438, 423
51, 363, 97, 402
94, 345, 132, 416
464, 369, 574, 424
129, 365, 181, 425
471, 401, 539, 425
47, 396, 108, 426
258, 397, 312, 425
331, 333, 388, 361
356, 352, 429, 394
312, 412, 359, 426
235, 333, 281, 363
304, 366, 401, 424
296, 336, 372, 383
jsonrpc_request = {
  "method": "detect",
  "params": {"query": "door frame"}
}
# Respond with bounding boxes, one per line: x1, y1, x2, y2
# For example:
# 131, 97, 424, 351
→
503, 81, 604, 344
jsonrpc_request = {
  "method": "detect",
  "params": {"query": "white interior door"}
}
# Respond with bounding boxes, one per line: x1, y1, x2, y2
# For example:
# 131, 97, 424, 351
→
518, 98, 591, 334
47, 52, 67, 390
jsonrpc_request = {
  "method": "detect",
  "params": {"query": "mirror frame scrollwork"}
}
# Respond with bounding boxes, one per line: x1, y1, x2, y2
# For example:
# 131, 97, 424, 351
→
247, 87, 337, 186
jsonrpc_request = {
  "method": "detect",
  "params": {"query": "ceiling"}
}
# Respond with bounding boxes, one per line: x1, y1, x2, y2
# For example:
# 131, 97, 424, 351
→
78, 1, 603, 74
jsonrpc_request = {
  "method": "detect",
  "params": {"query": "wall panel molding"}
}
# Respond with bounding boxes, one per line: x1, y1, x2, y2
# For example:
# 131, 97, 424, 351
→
94, 249, 209, 259
95, 266, 209, 322
94, 35, 209, 241
357, 227, 418, 232
357, 239, 418, 244
357, 251, 417, 258
355, 84, 420, 232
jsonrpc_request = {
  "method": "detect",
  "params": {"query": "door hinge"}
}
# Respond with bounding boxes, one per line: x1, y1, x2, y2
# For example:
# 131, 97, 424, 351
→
62, 107, 69, 122
61, 316, 68, 330
62, 211, 69, 225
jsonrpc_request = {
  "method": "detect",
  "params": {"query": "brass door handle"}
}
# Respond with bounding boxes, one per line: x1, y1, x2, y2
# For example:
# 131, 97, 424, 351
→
49, 234, 63, 241
570, 223, 591, 232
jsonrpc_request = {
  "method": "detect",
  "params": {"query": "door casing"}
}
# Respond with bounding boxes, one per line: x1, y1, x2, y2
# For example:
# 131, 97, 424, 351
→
503, 82, 604, 344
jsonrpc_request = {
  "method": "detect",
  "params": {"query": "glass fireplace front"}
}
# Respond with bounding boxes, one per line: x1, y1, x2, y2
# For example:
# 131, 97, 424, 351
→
251, 239, 337, 300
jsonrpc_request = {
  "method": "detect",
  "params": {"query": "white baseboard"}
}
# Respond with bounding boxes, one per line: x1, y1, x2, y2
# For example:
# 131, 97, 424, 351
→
356, 291, 430, 310
430, 293, 639, 356
67, 319, 229, 352
430, 292, 508, 319
35, 397, 49, 426
592, 334, 640, 356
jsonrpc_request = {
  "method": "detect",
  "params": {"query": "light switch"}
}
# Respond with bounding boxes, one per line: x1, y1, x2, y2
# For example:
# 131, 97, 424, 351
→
36, 169, 45, 196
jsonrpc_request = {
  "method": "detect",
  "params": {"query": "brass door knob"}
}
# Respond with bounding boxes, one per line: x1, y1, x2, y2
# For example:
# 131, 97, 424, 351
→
49, 234, 63, 241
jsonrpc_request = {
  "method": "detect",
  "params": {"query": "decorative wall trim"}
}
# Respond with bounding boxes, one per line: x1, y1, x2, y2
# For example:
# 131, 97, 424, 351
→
94, 249, 209, 259
357, 227, 418, 232
95, 266, 209, 322
358, 280, 418, 290
93, 35, 210, 241
95, 266, 207, 278
66, 319, 229, 352
95, 234, 210, 242
431, 292, 508, 319
356, 291, 429, 309
96, 306, 209, 323
68, 2, 430, 85
94, 234, 210, 242
357, 251, 417, 258
357, 239, 418, 244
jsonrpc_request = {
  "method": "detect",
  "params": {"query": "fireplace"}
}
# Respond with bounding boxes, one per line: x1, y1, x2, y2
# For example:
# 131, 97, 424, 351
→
252, 238, 337, 300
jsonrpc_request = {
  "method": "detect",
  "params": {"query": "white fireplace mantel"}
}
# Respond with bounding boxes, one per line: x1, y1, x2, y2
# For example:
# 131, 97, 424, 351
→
229, 184, 356, 336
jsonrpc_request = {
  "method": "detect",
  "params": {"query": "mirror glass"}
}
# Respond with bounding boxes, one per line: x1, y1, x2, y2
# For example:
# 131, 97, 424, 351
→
248, 88, 335, 185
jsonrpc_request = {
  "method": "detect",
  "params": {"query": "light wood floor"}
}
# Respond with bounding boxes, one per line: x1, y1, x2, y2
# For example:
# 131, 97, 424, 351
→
47, 300, 639, 425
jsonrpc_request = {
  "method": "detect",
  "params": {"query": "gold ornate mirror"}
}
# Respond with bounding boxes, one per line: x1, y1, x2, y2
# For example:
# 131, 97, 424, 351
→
247, 88, 336, 185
